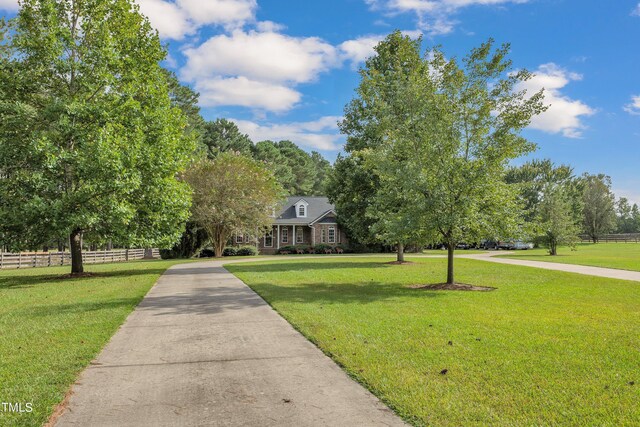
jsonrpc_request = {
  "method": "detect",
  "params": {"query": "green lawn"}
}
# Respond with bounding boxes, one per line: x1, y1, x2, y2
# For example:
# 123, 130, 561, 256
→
499, 242, 640, 271
227, 257, 640, 426
0, 260, 191, 426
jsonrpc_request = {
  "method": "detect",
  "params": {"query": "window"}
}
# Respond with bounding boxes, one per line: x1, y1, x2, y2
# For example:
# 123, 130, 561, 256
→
321, 228, 326, 243
281, 228, 289, 243
264, 230, 273, 248
328, 227, 336, 244
245, 234, 251, 243
296, 228, 304, 243
236, 234, 243, 244
298, 204, 306, 217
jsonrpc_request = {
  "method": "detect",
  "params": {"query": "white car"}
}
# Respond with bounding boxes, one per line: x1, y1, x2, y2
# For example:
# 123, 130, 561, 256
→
513, 241, 534, 250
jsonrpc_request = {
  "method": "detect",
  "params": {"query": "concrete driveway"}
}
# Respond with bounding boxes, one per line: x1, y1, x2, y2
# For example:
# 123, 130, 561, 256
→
54, 261, 405, 427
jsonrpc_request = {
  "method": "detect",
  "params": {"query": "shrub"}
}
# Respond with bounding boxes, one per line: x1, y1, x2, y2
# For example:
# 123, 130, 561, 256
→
222, 247, 237, 257
236, 245, 258, 256
313, 244, 333, 254
199, 247, 215, 258
278, 245, 297, 254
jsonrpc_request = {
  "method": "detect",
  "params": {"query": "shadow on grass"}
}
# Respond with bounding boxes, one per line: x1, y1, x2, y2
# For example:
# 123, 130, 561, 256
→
225, 261, 396, 274
133, 281, 442, 317
0, 268, 169, 290
22, 297, 144, 317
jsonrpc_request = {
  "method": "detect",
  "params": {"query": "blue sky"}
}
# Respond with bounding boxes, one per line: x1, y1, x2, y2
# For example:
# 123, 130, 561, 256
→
1, 0, 639, 203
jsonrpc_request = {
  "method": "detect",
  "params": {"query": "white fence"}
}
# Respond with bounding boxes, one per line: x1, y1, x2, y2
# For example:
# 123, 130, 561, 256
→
0, 248, 160, 270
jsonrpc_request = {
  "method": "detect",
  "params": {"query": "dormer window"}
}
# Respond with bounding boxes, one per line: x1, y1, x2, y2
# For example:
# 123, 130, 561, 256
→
295, 199, 309, 218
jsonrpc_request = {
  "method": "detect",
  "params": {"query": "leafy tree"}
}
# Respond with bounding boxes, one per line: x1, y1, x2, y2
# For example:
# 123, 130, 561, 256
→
202, 118, 253, 157
275, 140, 318, 196
342, 32, 546, 284
163, 69, 205, 147
326, 155, 380, 247
252, 140, 296, 194
615, 197, 639, 234
536, 185, 580, 255
184, 153, 284, 258
505, 159, 580, 223
310, 151, 332, 195
0, 0, 194, 274
581, 173, 616, 243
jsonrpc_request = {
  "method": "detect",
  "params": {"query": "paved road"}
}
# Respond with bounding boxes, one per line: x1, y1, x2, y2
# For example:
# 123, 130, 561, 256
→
462, 252, 640, 282
55, 261, 405, 427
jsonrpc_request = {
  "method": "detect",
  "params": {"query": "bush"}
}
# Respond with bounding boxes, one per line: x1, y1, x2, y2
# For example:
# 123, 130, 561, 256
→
223, 247, 237, 257
277, 245, 297, 254
236, 245, 258, 256
313, 244, 333, 254
199, 247, 215, 258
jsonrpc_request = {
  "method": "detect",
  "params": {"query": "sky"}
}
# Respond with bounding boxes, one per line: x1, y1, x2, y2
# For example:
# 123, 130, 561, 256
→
1, 0, 639, 203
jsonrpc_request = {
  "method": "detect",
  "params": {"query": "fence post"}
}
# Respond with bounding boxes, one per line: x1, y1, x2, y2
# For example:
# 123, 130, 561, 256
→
18, 253, 21, 269
0, 251, 3, 269
125, 249, 129, 262
33, 253, 37, 268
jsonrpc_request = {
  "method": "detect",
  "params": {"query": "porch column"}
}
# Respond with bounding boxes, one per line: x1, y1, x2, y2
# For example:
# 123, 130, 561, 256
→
311, 226, 315, 246
293, 225, 296, 246
277, 225, 280, 249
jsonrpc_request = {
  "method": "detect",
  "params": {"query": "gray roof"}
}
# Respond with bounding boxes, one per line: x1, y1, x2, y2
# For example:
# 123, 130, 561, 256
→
274, 196, 335, 225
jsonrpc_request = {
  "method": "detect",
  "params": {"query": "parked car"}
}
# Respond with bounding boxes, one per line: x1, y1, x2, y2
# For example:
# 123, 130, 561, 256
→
496, 241, 516, 250
480, 240, 498, 250
513, 241, 534, 250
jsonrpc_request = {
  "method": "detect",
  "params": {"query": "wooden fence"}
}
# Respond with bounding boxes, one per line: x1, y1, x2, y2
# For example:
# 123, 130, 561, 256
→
579, 234, 640, 243
0, 248, 160, 270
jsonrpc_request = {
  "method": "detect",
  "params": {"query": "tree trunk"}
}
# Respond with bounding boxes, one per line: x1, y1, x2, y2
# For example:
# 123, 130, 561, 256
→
397, 243, 405, 262
592, 236, 597, 244
446, 242, 455, 285
70, 228, 84, 274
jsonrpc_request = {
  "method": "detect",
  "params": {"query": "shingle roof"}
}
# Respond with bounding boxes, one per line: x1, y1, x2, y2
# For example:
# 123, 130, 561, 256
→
274, 196, 335, 225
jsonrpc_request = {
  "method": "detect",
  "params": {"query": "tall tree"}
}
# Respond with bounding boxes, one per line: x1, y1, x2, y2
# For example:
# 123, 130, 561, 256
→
184, 153, 284, 258
536, 184, 580, 255
581, 173, 616, 243
310, 151, 332, 195
275, 140, 318, 196
253, 140, 296, 195
202, 119, 253, 157
342, 32, 546, 284
505, 159, 579, 223
326, 155, 380, 247
0, 0, 194, 274
163, 69, 205, 147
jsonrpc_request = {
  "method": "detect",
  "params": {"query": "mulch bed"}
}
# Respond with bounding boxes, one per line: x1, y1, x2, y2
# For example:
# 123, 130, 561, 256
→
408, 283, 496, 292
385, 261, 416, 265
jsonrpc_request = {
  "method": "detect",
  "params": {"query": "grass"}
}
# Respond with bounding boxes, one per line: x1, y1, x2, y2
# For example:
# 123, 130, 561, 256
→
499, 242, 640, 272
0, 259, 192, 427
227, 257, 640, 426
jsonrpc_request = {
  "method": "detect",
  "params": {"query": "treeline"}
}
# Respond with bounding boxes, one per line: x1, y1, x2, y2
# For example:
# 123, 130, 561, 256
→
506, 159, 640, 247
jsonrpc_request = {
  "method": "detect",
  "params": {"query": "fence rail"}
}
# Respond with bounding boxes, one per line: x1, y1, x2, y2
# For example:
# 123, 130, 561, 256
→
0, 248, 160, 270
579, 234, 640, 243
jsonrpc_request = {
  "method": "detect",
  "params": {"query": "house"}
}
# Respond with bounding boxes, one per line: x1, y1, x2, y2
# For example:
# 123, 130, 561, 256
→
233, 197, 348, 254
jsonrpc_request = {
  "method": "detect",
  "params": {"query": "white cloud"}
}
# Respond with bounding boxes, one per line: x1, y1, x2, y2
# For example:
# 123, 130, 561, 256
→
0, 0, 17, 11
182, 30, 339, 84
136, 0, 256, 40
338, 30, 422, 66
339, 35, 386, 65
232, 117, 343, 151
196, 76, 301, 112
515, 63, 595, 138
366, 0, 529, 35
632, 3, 640, 16
624, 95, 640, 115
181, 29, 344, 112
